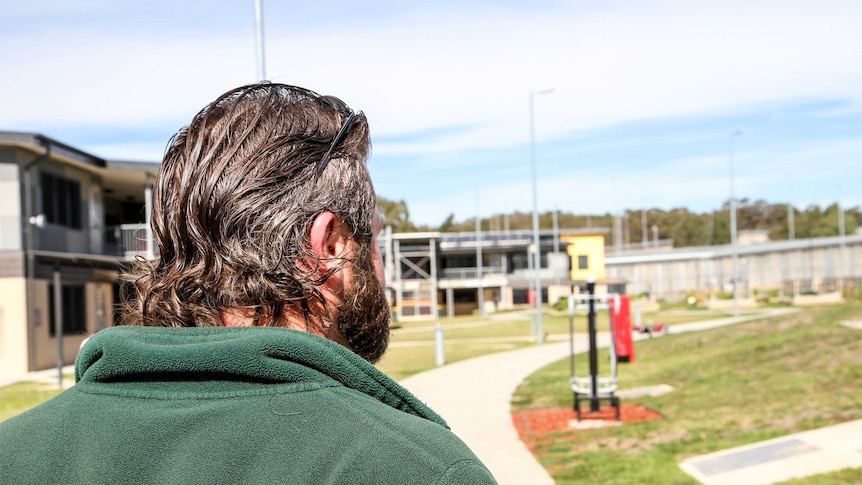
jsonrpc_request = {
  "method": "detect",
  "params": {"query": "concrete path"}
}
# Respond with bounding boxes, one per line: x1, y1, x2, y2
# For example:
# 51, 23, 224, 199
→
0, 365, 76, 389
401, 340, 572, 485
397, 307, 862, 485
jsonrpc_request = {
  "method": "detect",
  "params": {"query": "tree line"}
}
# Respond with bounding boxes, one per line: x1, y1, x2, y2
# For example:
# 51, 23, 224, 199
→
378, 196, 862, 248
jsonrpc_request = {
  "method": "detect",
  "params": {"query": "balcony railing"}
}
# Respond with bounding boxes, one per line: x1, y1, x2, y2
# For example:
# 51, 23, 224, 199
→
104, 224, 156, 259
440, 266, 505, 280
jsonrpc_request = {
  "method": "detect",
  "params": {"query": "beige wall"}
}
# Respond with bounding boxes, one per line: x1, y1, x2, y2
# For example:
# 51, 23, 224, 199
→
0, 277, 29, 377
0, 164, 22, 251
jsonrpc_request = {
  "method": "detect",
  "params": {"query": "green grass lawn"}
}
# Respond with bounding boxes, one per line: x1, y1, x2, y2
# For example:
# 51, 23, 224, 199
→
511, 303, 862, 484
381, 309, 733, 381
391, 310, 730, 342
0, 382, 64, 422
376, 340, 535, 381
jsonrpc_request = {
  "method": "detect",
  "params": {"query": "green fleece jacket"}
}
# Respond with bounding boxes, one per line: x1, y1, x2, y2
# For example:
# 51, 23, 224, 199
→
0, 326, 497, 484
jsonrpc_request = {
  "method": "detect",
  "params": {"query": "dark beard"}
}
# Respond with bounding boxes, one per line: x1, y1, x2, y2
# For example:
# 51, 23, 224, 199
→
335, 244, 391, 364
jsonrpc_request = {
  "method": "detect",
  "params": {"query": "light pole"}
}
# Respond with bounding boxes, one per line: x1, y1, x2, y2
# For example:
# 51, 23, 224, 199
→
838, 185, 847, 279
475, 190, 485, 317
254, 0, 267, 80
728, 129, 743, 317
553, 208, 560, 287
530, 88, 553, 345
641, 209, 648, 248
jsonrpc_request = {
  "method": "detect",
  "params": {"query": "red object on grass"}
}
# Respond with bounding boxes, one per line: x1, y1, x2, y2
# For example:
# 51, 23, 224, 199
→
612, 295, 635, 363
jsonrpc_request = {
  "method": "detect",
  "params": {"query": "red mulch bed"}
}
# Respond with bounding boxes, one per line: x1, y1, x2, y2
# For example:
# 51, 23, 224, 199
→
512, 404, 664, 452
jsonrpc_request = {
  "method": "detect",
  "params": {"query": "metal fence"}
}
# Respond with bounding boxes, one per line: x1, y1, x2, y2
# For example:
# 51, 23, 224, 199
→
103, 224, 155, 259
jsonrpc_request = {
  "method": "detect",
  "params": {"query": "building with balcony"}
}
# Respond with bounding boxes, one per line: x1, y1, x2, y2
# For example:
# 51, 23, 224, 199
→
0, 131, 158, 375
380, 228, 614, 321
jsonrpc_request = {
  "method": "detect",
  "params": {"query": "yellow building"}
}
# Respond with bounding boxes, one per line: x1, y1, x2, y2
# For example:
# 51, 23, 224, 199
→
563, 233, 606, 282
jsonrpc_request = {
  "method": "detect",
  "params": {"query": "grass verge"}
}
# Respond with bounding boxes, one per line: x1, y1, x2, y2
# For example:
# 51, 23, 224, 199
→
511, 303, 862, 484
391, 310, 729, 342
0, 382, 64, 422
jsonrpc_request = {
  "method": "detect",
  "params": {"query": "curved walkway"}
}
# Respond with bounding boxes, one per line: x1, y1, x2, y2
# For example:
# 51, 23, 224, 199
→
399, 308, 801, 484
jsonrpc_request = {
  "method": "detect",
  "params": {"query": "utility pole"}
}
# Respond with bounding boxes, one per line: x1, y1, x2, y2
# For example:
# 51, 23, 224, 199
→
254, 0, 267, 80
788, 204, 795, 240
553, 209, 560, 287
529, 89, 553, 345
728, 129, 743, 317
641, 209, 648, 248
475, 190, 485, 317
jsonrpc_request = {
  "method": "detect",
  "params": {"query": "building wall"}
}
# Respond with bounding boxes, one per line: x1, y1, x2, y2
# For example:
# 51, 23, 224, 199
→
0, 163, 21, 251
608, 240, 862, 301
0, 277, 29, 376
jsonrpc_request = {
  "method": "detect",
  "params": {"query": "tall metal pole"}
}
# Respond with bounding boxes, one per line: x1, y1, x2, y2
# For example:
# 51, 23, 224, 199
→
475, 190, 485, 317
254, 0, 267, 81
838, 192, 846, 278
729, 130, 743, 317
641, 209, 648, 248
53, 268, 63, 388
586, 279, 599, 412
553, 208, 560, 287
144, 178, 155, 260
530, 89, 553, 345
788, 204, 795, 240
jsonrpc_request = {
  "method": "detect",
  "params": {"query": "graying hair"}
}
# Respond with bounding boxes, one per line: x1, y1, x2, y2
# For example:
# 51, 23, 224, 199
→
121, 83, 375, 328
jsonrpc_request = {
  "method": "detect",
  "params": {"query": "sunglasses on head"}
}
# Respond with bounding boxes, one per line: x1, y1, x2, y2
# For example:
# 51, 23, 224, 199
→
314, 95, 361, 182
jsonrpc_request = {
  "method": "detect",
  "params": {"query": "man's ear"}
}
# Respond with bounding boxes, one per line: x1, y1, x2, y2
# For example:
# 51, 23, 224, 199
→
309, 211, 348, 265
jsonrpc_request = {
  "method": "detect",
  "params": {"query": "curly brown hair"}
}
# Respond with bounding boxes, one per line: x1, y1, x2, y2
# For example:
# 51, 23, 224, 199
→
121, 83, 375, 328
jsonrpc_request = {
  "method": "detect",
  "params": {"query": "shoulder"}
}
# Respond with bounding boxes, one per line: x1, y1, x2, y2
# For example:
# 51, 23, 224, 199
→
316, 387, 497, 483
436, 459, 498, 484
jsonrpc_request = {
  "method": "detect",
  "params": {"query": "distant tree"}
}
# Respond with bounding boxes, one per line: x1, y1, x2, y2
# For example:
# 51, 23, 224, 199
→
377, 196, 856, 247
438, 213, 456, 232
377, 196, 415, 232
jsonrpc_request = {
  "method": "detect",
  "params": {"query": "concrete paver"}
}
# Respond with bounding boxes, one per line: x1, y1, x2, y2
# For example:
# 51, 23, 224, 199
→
680, 420, 862, 485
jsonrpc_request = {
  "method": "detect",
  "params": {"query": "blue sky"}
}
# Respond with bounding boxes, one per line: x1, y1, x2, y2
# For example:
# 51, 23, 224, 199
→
2, 0, 860, 227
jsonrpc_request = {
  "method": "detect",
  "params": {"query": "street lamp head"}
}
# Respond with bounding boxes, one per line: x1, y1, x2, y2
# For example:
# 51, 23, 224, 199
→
531, 88, 555, 97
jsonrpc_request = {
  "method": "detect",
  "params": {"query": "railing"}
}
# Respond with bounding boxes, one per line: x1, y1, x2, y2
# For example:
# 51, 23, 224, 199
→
440, 267, 505, 279
104, 224, 156, 259
439, 231, 534, 249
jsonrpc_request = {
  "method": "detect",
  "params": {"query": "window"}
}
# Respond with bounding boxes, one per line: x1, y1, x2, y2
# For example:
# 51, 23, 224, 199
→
41, 173, 82, 229
578, 255, 589, 270
48, 285, 87, 336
